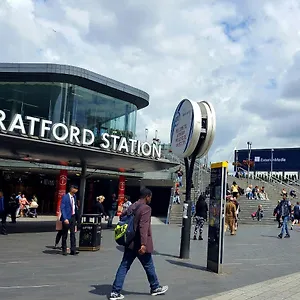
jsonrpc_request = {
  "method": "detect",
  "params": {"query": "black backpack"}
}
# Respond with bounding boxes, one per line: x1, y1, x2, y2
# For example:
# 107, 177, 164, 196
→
114, 203, 142, 246
281, 200, 290, 217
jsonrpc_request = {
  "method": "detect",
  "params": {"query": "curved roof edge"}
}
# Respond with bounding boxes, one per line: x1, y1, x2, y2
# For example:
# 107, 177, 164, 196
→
0, 63, 149, 110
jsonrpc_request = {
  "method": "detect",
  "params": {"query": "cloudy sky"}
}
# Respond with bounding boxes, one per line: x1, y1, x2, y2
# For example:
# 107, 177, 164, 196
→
1, 0, 300, 164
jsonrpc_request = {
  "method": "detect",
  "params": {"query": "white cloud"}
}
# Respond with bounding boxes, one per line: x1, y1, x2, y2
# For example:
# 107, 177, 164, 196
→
1, 0, 300, 167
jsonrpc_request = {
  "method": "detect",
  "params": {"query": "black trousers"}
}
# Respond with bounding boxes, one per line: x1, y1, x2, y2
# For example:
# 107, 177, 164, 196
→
9, 207, 17, 223
62, 215, 76, 253
0, 212, 7, 234
55, 230, 63, 246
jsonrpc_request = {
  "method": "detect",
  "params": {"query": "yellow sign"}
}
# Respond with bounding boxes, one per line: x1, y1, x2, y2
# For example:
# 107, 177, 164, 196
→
211, 161, 228, 169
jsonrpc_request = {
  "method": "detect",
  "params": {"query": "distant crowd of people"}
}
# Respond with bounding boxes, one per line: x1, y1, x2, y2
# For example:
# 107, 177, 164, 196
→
228, 178, 300, 239
245, 185, 269, 200
0, 192, 39, 235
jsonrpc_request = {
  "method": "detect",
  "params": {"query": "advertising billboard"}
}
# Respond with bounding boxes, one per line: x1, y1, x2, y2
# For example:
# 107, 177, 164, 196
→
234, 148, 300, 172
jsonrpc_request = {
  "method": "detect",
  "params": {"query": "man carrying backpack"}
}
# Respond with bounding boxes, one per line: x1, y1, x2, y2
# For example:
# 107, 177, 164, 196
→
278, 194, 292, 239
110, 188, 168, 300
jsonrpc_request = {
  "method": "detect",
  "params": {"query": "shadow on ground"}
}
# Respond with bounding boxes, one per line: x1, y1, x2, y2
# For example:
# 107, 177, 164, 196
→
166, 259, 208, 272
261, 234, 279, 239
89, 284, 149, 298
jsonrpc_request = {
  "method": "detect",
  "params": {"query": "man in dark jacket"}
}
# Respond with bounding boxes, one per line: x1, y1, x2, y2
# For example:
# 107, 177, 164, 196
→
107, 193, 118, 228
274, 200, 282, 228
193, 194, 208, 240
110, 188, 168, 300
278, 194, 292, 239
0, 191, 7, 235
8, 193, 18, 224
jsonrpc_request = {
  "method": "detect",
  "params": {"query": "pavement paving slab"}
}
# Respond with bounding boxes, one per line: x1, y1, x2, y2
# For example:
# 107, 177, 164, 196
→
1, 222, 300, 300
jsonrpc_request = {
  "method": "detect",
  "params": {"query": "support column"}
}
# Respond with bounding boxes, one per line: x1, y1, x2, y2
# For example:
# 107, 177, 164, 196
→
56, 170, 68, 216
117, 175, 126, 216
87, 179, 94, 213
79, 163, 87, 216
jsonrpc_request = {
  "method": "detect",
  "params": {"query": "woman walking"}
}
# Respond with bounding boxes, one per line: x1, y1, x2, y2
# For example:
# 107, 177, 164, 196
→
193, 195, 208, 241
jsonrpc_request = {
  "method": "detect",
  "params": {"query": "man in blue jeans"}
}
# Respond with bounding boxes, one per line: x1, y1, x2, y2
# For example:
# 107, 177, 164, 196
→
110, 188, 168, 300
278, 194, 292, 239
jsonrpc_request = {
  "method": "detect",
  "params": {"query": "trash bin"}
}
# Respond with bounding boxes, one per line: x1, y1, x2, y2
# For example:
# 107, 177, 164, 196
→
79, 214, 102, 251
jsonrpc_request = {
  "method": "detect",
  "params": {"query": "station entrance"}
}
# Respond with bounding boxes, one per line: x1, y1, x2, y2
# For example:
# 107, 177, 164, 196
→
0, 168, 172, 218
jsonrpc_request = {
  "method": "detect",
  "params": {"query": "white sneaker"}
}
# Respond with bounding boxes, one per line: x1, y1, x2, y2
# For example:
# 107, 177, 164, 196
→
151, 285, 169, 296
109, 292, 125, 300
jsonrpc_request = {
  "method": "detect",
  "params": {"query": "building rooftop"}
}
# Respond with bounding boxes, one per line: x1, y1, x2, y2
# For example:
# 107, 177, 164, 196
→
0, 63, 149, 109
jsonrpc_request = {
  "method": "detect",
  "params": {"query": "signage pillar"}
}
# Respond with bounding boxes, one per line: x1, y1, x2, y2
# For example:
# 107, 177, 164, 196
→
79, 162, 87, 216
56, 170, 68, 216
117, 175, 126, 216
207, 161, 227, 274
170, 99, 216, 260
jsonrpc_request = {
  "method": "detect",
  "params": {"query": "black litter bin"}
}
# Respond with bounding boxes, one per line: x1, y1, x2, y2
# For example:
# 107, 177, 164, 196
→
79, 214, 102, 251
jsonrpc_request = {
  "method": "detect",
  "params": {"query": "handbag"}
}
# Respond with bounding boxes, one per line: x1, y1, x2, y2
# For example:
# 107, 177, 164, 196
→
56, 219, 63, 231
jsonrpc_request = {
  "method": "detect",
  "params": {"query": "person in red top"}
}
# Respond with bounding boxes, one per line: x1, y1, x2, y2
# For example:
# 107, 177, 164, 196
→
110, 188, 168, 300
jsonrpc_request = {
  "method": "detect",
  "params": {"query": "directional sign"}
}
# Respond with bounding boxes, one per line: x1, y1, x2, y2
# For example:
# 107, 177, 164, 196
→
170, 99, 216, 159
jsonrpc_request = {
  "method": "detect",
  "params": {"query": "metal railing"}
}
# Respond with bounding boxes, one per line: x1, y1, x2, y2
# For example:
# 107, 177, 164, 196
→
235, 167, 300, 196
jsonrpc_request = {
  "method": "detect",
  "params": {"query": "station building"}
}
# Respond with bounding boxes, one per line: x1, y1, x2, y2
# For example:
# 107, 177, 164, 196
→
0, 63, 177, 217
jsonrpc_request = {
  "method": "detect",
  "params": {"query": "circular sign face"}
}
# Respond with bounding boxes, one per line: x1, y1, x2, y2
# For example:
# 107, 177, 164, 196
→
170, 99, 202, 158
196, 101, 216, 158
59, 175, 67, 186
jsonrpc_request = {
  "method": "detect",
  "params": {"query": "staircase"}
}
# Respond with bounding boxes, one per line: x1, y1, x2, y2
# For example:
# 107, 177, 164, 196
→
167, 161, 210, 225
237, 196, 276, 225
227, 175, 282, 204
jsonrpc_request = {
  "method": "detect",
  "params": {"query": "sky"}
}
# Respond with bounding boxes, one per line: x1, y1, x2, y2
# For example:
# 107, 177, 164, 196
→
1, 0, 300, 164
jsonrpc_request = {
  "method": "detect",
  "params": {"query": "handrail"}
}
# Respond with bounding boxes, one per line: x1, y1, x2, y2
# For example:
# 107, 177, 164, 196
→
269, 174, 300, 194
236, 166, 300, 194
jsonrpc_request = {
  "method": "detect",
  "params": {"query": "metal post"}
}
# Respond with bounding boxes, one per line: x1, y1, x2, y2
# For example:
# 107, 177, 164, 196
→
180, 153, 197, 259
247, 142, 252, 185
79, 162, 87, 216
270, 149, 274, 180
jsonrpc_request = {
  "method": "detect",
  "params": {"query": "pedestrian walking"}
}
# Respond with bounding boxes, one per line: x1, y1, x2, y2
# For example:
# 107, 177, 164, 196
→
0, 191, 7, 235
193, 194, 208, 240
278, 194, 291, 239
108, 193, 118, 228
273, 200, 282, 228
225, 197, 237, 235
8, 193, 17, 223
54, 211, 63, 249
110, 188, 168, 300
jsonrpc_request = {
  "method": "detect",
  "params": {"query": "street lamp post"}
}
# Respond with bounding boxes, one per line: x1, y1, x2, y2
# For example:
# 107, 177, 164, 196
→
270, 149, 274, 180
247, 141, 252, 185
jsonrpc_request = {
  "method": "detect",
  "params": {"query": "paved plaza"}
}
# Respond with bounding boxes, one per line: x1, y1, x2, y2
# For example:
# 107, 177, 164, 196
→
1, 221, 300, 300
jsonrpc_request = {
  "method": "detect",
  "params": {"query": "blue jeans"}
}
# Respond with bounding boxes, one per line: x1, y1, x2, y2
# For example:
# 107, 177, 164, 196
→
108, 210, 116, 228
112, 248, 160, 293
281, 216, 290, 236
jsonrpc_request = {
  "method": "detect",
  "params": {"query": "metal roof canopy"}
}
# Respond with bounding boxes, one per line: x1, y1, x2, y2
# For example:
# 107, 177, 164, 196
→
0, 63, 149, 110
0, 133, 177, 173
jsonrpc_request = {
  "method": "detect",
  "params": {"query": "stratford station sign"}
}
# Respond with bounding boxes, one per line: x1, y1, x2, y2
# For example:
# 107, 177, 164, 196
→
0, 110, 161, 159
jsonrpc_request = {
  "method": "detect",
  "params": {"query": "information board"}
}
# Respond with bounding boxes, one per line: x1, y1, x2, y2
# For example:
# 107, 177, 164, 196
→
207, 161, 227, 274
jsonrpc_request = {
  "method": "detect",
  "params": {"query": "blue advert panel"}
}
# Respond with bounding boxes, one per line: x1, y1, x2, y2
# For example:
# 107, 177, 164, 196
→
234, 148, 300, 172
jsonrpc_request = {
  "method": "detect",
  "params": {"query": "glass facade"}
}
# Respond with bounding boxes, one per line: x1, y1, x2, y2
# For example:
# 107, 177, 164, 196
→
0, 82, 137, 142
